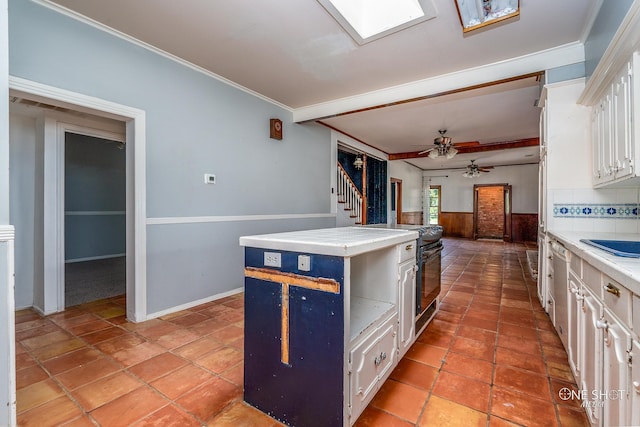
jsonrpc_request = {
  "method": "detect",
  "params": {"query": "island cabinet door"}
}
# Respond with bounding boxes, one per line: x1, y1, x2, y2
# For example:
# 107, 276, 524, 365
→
349, 327, 381, 420
349, 314, 398, 423
243, 247, 345, 427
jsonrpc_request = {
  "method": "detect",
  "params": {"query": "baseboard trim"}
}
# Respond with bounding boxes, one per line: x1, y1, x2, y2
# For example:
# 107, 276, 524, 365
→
145, 287, 244, 320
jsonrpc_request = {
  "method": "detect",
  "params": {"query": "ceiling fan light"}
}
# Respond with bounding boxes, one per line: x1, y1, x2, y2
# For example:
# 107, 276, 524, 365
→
428, 150, 439, 159
353, 155, 363, 169
446, 147, 458, 159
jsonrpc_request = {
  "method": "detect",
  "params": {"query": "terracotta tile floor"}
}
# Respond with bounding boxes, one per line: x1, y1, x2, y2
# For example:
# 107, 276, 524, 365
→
14, 238, 589, 426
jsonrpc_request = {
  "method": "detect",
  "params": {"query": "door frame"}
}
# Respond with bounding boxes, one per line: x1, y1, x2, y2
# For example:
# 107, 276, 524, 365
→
473, 183, 512, 242
9, 76, 148, 322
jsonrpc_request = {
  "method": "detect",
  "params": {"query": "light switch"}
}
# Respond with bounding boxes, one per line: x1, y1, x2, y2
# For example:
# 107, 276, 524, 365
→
204, 174, 216, 184
298, 255, 311, 272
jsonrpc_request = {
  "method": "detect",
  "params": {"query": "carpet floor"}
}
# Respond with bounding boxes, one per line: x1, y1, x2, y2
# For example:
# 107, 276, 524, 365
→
65, 257, 126, 307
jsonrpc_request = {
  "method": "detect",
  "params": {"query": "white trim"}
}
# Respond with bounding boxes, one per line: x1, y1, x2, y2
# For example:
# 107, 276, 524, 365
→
146, 287, 243, 320
334, 130, 388, 160
65, 211, 126, 216
1, 237, 16, 427
9, 76, 148, 322
579, 0, 640, 105
147, 213, 335, 226
65, 253, 125, 263
32, 0, 292, 114
0, 226, 14, 241
294, 42, 586, 122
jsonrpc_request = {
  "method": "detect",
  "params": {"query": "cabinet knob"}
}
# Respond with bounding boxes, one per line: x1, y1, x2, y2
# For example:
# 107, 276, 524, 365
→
595, 319, 608, 330
405, 244, 413, 251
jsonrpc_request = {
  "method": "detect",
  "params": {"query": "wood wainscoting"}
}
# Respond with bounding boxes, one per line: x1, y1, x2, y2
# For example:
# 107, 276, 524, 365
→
440, 212, 474, 238
511, 213, 538, 242
400, 211, 423, 225
439, 212, 538, 241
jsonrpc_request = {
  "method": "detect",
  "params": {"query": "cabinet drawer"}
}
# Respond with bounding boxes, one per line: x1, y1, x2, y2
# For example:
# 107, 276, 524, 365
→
602, 276, 631, 325
583, 261, 601, 295
569, 252, 581, 277
398, 241, 416, 263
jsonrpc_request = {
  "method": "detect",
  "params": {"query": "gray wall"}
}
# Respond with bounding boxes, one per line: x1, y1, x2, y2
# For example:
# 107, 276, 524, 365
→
65, 133, 126, 261
8, 0, 334, 314
9, 113, 36, 309
584, 0, 634, 78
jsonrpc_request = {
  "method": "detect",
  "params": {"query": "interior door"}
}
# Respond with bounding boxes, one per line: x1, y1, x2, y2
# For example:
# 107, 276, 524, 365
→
503, 185, 512, 242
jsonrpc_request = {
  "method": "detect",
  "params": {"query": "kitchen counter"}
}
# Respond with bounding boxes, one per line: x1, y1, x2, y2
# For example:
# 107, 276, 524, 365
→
239, 226, 418, 256
547, 229, 640, 295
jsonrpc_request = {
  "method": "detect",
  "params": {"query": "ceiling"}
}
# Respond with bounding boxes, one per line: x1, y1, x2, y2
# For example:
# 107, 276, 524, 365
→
44, 0, 601, 171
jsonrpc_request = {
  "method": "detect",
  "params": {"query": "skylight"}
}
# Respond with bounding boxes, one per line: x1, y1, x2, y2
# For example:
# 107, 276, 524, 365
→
317, 0, 437, 45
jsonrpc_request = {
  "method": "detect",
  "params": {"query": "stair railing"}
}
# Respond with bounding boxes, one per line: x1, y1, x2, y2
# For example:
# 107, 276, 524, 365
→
337, 162, 364, 224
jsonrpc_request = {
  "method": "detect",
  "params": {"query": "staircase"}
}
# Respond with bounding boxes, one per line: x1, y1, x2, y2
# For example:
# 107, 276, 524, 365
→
337, 162, 364, 225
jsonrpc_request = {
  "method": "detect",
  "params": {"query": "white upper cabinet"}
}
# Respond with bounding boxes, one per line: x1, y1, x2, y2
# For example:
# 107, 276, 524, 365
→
592, 52, 638, 187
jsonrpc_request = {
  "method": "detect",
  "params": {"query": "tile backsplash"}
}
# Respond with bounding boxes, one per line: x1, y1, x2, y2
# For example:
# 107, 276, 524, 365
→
549, 187, 640, 233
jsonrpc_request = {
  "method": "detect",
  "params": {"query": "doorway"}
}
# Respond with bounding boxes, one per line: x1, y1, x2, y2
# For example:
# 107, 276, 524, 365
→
9, 77, 147, 322
473, 184, 512, 242
64, 130, 126, 307
391, 178, 402, 225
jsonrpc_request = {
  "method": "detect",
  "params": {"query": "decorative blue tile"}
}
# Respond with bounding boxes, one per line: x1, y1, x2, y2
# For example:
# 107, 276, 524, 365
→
552, 203, 639, 219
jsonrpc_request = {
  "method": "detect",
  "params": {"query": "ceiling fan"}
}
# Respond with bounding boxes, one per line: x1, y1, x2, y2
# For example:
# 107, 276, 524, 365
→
463, 160, 493, 178
418, 129, 478, 159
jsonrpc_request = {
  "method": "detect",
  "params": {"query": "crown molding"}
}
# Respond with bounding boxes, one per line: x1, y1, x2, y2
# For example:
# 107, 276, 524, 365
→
31, 0, 293, 113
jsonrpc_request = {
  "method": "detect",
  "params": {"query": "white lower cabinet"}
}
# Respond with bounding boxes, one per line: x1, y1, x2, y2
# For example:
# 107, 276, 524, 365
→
397, 260, 416, 358
349, 313, 397, 421
601, 309, 632, 427
560, 244, 639, 427
567, 271, 582, 380
580, 285, 603, 426
631, 339, 640, 427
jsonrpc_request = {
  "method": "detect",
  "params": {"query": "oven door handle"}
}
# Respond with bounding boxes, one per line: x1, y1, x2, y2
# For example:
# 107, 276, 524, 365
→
422, 245, 443, 259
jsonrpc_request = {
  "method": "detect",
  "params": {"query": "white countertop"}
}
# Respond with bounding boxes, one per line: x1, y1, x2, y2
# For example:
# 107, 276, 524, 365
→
547, 229, 640, 295
239, 226, 419, 257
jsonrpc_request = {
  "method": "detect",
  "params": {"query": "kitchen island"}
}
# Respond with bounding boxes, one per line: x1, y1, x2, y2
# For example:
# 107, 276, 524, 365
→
239, 226, 419, 427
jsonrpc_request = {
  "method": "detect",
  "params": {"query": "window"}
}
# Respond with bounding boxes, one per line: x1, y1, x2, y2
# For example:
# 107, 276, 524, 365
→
428, 185, 441, 225
317, 0, 437, 45
454, 0, 520, 33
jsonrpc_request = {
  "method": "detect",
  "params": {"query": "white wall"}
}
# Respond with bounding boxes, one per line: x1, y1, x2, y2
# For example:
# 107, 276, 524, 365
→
423, 163, 539, 213
389, 160, 423, 212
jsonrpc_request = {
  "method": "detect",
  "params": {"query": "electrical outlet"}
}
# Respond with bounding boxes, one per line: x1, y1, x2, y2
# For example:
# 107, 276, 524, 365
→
204, 173, 216, 184
264, 252, 281, 268
298, 255, 311, 272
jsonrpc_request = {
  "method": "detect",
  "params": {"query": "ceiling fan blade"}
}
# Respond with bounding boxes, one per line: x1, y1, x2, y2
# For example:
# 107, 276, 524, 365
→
478, 168, 492, 172
452, 141, 480, 147
418, 147, 435, 155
